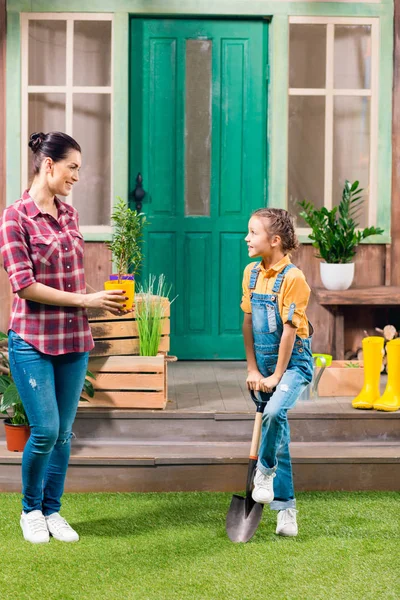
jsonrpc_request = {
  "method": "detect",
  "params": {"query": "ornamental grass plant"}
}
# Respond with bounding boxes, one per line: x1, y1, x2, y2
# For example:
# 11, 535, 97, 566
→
135, 274, 176, 356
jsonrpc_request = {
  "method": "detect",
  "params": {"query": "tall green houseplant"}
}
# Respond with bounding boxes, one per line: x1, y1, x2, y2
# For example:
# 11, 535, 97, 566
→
298, 180, 384, 264
104, 198, 148, 310
298, 180, 384, 290
106, 197, 147, 281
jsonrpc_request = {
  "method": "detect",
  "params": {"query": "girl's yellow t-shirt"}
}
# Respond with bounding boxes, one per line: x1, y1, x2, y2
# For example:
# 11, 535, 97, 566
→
241, 255, 311, 339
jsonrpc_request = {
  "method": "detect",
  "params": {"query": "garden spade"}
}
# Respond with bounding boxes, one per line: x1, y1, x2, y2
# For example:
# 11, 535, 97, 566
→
226, 390, 272, 543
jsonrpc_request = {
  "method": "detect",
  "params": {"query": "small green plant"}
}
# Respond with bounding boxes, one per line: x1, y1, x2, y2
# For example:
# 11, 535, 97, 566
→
345, 362, 361, 368
298, 180, 384, 264
106, 197, 147, 281
0, 332, 95, 423
135, 275, 176, 356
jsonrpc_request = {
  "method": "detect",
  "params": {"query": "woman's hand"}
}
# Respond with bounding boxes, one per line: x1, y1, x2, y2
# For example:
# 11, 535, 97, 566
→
259, 374, 281, 393
246, 369, 264, 391
83, 289, 128, 315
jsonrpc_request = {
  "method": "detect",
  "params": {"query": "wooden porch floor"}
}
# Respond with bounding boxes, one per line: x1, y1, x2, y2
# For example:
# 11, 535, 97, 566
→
166, 360, 381, 413
1, 363, 399, 493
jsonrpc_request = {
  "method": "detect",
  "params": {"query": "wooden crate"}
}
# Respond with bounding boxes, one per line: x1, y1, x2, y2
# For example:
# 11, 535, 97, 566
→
317, 360, 364, 397
81, 296, 173, 409
87, 295, 170, 357
81, 355, 169, 409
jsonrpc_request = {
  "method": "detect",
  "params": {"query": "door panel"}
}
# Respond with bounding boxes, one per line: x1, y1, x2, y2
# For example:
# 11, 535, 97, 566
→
130, 19, 268, 359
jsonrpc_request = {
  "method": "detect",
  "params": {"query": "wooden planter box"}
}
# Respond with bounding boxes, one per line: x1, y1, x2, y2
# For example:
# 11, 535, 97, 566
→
87, 295, 170, 357
317, 360, 364, 397
81, 296, 173, 409
82, 355, 169, 409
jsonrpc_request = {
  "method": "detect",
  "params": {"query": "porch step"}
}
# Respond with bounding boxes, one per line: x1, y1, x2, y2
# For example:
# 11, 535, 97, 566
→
2, 407, 399, 445
1, 441, 399, 493
63, 408, 400, 443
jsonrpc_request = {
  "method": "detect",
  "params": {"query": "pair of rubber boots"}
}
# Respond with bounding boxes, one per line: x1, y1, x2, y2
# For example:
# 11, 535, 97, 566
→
352, 336, 400, 411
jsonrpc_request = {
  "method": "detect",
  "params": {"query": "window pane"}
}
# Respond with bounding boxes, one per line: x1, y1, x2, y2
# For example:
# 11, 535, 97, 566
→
72, 94, 111, 225
334, 26, 371, 89
29, 20, 66, 86
333, 96, 370, 227
185, 40, 211, 217
289, 25, 326, 89
73, 21, 112, 87
28, 93, 66, 183
288, 96, 325, 224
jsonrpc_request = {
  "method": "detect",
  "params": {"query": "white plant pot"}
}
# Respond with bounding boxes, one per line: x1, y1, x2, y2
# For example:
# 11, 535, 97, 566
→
320, 262, 355, 291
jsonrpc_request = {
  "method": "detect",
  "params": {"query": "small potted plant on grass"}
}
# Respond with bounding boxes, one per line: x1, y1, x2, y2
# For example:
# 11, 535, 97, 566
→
298, 180, 384, 290
0, 332, 95, 452
104, 197, 147, 310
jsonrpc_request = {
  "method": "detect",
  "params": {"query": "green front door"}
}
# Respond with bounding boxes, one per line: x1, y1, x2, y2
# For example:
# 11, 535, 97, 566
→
130, 18, 268, 359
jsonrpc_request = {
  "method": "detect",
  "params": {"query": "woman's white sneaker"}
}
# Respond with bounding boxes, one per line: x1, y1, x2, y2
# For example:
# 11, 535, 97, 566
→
276, 508, 298, 537
20, 510, 50, 544
45, 513, 79, 542
251, 469, 276, 504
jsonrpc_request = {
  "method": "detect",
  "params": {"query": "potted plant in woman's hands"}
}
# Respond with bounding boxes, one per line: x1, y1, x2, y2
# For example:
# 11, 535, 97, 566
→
298, 180, 384, 291
104, 197, 147, 310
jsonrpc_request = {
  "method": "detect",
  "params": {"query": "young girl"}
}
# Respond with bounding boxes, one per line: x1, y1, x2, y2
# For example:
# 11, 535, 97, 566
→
0, 131, 126, 543
241, 208, 313, 537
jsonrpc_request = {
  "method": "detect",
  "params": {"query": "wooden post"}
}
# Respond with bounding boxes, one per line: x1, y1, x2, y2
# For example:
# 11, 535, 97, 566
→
333, 306, 345, 360
0, 0, 11, 333
391, 0, 400, 284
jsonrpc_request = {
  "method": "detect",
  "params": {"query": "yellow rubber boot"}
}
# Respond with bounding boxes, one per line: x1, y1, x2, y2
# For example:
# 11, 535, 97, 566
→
373, 339, 400, 412
352, 336, 384, 409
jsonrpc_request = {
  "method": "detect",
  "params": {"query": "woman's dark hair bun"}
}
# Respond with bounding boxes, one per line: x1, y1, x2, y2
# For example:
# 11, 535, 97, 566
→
28, 132, 46, 153
28, 131, 81, 175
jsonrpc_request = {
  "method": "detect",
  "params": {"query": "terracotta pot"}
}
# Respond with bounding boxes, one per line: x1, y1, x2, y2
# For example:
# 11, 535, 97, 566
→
4, 419, 30, 452
104, 275, 135, 310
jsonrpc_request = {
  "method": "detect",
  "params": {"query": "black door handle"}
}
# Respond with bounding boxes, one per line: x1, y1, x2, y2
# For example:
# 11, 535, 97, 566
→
132, 173, 146, 212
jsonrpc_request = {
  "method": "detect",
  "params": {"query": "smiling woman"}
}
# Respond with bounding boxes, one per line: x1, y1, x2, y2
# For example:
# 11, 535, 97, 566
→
0, 130, 128, 545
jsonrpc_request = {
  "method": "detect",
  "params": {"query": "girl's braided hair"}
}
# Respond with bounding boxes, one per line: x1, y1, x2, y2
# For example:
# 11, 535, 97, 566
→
252, 208, 299, 253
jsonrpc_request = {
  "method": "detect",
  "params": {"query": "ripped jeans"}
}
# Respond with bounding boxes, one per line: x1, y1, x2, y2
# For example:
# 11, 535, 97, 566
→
8, 331, 88, 515
257, 369, 309, 510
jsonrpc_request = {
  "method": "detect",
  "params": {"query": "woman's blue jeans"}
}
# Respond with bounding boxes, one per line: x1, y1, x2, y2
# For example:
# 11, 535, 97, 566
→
8, 331, 88, 515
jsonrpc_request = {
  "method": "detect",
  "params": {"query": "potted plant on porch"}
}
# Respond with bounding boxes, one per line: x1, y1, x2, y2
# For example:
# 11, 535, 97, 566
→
135, 274, 176, 356
104, 197, 147, 310
0, 332, 95, 452
298, 180, 384, 290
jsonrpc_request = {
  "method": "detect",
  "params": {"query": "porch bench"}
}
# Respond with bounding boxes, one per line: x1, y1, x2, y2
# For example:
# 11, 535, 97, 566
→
313, 286, 400, 360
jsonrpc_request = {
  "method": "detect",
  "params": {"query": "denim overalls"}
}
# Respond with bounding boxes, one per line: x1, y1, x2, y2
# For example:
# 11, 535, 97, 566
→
250, 262, 314, 510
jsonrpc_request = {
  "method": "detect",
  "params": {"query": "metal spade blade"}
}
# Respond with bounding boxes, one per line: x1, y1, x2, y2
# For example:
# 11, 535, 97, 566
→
226, 459, 264, 542
226, 391, 272, 543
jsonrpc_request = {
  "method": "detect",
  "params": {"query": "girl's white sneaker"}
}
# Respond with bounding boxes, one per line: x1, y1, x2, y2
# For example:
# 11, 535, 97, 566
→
251, 469, 276, 504
45, 513, 79, 542
276, 508, 298, 536
20, 510, 50, 544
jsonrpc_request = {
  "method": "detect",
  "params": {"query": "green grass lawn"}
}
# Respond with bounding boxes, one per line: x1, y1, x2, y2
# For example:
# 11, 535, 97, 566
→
0, 491, 399, 600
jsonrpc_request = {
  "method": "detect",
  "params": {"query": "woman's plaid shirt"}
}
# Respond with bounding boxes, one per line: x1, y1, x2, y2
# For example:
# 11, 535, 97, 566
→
0, 191, 94, 355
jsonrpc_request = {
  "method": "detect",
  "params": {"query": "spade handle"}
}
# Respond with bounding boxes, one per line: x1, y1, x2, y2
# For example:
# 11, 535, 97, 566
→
249, 412, 263, 458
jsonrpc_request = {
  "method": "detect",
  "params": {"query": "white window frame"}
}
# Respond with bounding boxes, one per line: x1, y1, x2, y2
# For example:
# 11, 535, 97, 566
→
20, 12, 114, 235
288, 16, 379, 236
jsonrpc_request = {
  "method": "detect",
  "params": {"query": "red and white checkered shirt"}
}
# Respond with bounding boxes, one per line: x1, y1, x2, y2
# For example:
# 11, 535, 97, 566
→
0, 190, 94, 355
